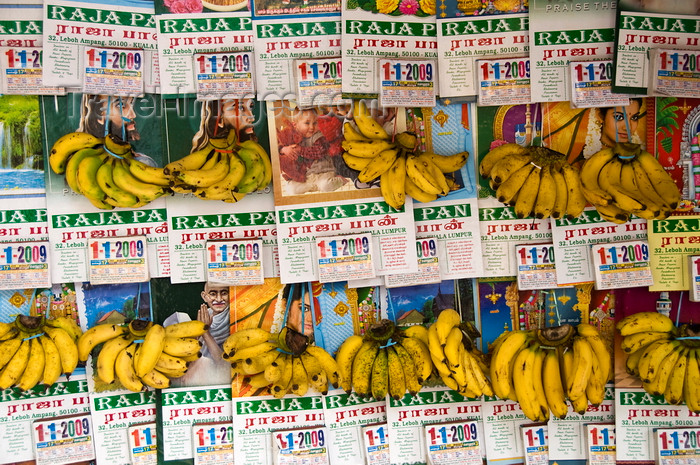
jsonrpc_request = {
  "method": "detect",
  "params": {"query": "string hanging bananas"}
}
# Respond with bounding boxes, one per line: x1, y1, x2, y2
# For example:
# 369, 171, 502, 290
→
342, 102, 468, 209
334, 319, 432, 400
0, 315, 83, 392
488, 323, 612, 421
480, 144, 585, 220
223, 327, 338, 397
78, 319, 208, 391
579, 143, 680, 224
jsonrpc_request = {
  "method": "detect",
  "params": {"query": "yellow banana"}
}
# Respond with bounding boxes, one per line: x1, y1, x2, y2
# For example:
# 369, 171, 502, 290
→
443, 326, 463, 368
164, 146, 216, 176
425, 151, 468, 173
342, 140, 396, 158
402, 325, 429, 347
127, 158, 171, 187
176, 151, 231, 188
543, 349, 568, 420
97, 334, 135, 384
616, 311, 675, 336
634, 148, 681, 209
228, 342, 278, 363
620, 331, 672, 354
246, 372, 274, 389
584, 334, 612, 384
335, 335, 365, 393
343, 152, 373, 171
585, 350, 606, 407
531, 347, 550, 421
387, 346, 406, 400
380, 155, 407, 210
141, 369, 171, 389
154, 351, 189, 377
395, 132, 417, 150
352, 340, 380, 397
0, 339, 30, 390
289, 356, 309, 396
239, 349, 280, 375
625, 346, 645, 376
512, 345, 542, 421
39, 334, 62, 387
435, 309, 461, 345
560, 163, 587, 219
495, 163, 535, 206
223, 328, 272, 357
630, 158, 673, 218
664, 348, 688, 405
135, 324, 166, 378
399, 336, 432, 384
594, 202, 630, 224
49, 131, 104, 175
16, 338, 45, 391
272, 353, 294, 398
162, 336, 202, 358
550, 163, 569, 220
264, 354, 286, 384
479, 143, 527, 178
420, 155, 450, 196
0, 337, 22, 369
533, 165, 557, 219
513, 166, 541, 219
370, 347, 389, 401
490, 330, 531, 400
568, 337, 593, 401
115, 343, 143, 392
164, 320, 209, 339
354, 100, 390, 140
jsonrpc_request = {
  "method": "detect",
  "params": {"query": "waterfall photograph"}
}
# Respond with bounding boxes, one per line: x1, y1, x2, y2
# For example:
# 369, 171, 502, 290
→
0, 95, 43, 194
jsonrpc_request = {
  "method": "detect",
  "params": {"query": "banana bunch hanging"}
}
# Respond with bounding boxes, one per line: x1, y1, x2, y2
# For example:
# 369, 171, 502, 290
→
48, 130, 272, 209
0, 315, 83, 391
619, 311, 700, 411
579, 143, 680, 223
78, 319, 207, 391
342, 100, 468, 209
480, 143, 587, 220
489, 323, 612, 422
334, 319, 433, 401
426, 309, 492, 398
224, 327, 339, 398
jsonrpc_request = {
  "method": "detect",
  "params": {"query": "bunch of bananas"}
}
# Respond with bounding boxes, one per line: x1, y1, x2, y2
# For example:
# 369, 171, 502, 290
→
49, 132, 171, 210
334, 319, 432, 400
79, 319, 206, 391
579, 143, 680, 223
619, 311, 700, 411
166, 134, 272, 203
480, 143, 587, 220
0, 315, 82, 391
223, 327, 339, 398
426, 309, 492, 398
489, 323, 611, 421
342, 100, 468, 209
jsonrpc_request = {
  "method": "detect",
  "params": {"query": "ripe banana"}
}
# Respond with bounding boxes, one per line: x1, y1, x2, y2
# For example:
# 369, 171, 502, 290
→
43, 326, 80, 375
112, 158, 168, 203
354, 100, 390, 140
165, 320, 209, 338
304, 345, 339, 388
134, 324, 166, 378
97, 335, 134, 384
115, 343, 143, 392
533, 165, 557, 219
239, 139, 273, 189
425, 151, 468, 173
128, 158, 171, 187
479, 143, 528, 178
543, 349, 568, 420
616, 311, 676, 336
16, 338, 45, 391
335, 335, 364, 393
351, 340, 380, 397
358, 148, 399, 183
370, 348, 389, 401
513, 166, 541, 219
49, 132, 104, 175
77, 323, 128, 362
223, 328, 272, 357
39, 334, 63, 387
96, 158, 140, 208
387, 346, 406, 400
